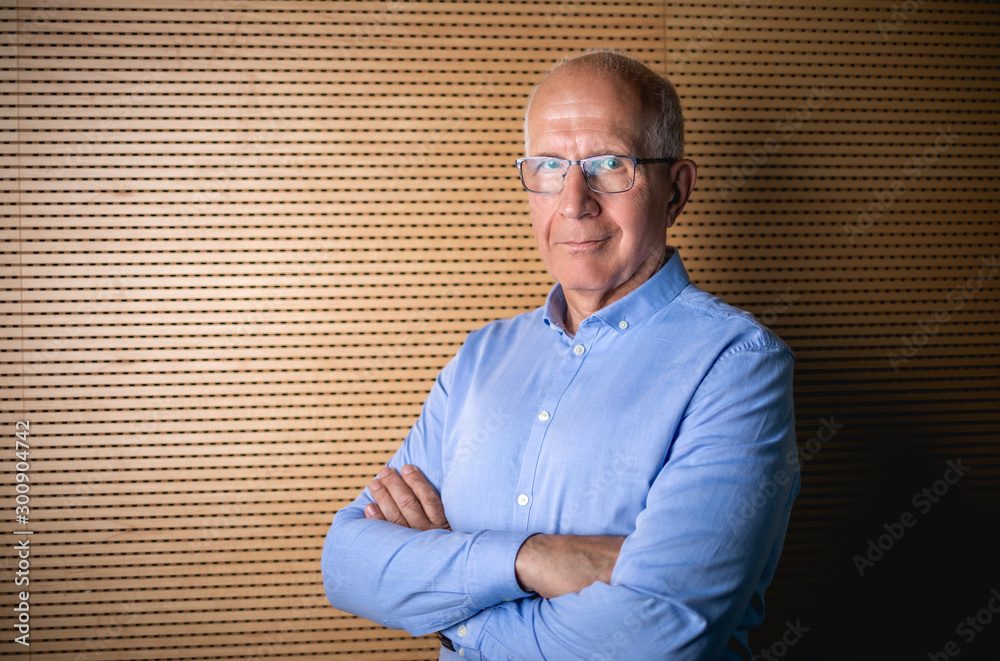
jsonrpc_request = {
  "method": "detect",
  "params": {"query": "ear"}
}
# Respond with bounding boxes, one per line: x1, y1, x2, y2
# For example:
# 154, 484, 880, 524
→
664, 159, 698, 228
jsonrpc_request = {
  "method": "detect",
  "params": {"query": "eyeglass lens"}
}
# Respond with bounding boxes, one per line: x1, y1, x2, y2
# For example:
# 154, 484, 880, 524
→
519, 156, 636, 193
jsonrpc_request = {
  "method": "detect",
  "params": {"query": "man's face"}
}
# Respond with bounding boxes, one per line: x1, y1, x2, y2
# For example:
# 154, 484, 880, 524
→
525, 69, 674, 306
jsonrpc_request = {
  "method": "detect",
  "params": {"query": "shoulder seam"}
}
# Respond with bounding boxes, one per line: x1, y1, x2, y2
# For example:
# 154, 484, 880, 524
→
673, 288, 793, 359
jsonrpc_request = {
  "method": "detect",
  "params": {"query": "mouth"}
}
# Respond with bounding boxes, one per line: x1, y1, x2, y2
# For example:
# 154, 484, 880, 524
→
560, 237, 609, 250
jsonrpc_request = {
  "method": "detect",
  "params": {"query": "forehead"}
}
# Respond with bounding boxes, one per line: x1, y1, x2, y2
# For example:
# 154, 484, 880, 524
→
526, 69, 643, 154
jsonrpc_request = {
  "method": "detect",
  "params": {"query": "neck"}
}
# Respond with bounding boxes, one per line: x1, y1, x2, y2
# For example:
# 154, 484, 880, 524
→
562, 248, 669, 335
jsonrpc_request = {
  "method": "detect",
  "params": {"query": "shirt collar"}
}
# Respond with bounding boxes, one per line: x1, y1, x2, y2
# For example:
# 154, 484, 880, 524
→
542, 246, 691, 336
542, 283, 571, 335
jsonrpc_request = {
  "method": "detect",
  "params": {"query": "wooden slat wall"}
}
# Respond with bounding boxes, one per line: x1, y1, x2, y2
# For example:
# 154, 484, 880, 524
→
667, 2, 999, 658
2, 1, 666, 659
3, 1, 997, 659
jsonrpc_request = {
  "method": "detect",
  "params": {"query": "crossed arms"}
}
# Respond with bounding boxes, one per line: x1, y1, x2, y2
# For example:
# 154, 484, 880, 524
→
321, 340, 799, 660
365, 463, 624, 600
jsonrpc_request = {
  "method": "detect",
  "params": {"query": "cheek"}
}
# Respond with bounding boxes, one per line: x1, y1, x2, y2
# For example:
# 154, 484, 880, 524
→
529, 221, 544, 249
528, 201, 552, 242
602, 201, 645, 239
616, 193, 665, 242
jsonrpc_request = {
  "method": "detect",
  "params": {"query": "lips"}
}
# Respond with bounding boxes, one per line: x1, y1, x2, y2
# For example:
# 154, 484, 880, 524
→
559, 237, 610, 249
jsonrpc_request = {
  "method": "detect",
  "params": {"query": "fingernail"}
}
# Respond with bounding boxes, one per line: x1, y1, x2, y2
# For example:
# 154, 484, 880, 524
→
365, 503, 378, 517
401, 464, 415, 475
369, 479, 382, 492
378, 467, 391, 479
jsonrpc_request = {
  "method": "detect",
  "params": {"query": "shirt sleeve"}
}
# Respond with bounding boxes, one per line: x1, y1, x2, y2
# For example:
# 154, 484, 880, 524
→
439, 341, 799, 660
321, 355, 535, 637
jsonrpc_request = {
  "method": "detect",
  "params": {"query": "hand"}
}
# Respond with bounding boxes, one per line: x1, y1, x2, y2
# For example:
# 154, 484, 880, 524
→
514, 534, 625, 599
364, 465, 450, 532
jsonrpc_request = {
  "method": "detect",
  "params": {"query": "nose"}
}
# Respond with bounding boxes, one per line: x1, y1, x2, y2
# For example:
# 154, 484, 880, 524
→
559, 163, 599, 219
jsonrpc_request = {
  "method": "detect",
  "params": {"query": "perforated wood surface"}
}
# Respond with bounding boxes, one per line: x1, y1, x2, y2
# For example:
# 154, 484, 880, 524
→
2, 1, 665, 659
3, 1, 998, 659
666, 2, 999, 657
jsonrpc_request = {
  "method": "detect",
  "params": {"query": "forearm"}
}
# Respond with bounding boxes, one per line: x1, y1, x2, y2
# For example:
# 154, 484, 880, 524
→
514, 533, 624, 598
322, 502, 533, 635
441, 581, 721, 661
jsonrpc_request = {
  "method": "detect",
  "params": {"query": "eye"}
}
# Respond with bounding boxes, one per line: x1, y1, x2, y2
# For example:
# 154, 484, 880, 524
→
537, 158, 565, 172
586, 156, 624, 174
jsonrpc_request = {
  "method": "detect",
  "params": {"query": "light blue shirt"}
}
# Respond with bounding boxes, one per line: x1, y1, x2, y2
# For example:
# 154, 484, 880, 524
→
322, 248, 799, 660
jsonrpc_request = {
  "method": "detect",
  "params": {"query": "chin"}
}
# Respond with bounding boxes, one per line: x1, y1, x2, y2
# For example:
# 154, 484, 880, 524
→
558, 274, 616, 294
550, 260, 614, 286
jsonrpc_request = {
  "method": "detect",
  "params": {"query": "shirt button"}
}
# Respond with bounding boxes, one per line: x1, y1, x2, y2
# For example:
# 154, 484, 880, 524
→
619, 320, 628, 330
457, 625, 468, 637
459, 649, 465, 657
517, 494, 529, 506
538, 410, 550, 422
573, 344, 585, 355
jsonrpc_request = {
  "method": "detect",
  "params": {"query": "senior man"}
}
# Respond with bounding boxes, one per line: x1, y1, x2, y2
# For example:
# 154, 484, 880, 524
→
322, 50, 799, 660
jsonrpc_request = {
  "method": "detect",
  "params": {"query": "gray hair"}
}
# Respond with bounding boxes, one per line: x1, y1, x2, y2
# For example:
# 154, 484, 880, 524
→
523, 49, 685, 160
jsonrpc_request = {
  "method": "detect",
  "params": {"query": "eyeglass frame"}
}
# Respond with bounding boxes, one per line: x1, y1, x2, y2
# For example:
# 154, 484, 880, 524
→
514, 155, 676, 194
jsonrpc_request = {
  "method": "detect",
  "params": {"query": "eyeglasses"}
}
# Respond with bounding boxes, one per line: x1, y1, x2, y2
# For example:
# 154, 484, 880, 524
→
515, 155, 675, 194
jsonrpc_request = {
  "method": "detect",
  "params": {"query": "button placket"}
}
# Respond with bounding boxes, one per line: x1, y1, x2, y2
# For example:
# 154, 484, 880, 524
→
512, 325, 596, 531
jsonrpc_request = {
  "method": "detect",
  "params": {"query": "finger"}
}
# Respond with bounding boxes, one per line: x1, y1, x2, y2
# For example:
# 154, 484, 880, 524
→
378, 467, 436, 531
368, 475, 407, 527
364, 501, 385, 520
400, 465, 450, 529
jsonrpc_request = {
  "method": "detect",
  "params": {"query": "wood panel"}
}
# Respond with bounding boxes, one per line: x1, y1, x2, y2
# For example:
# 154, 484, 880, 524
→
1, 0, 665, 658
667, 2, 999, 658
4, 1, 998, 659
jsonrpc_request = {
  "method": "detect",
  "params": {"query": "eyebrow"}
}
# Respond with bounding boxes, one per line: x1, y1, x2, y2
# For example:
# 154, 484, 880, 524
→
528, 151, 633, 159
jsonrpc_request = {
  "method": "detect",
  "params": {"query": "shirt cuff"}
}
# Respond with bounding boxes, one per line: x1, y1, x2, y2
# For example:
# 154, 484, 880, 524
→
465, 529, 536, 609
440, 608, 492, 660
